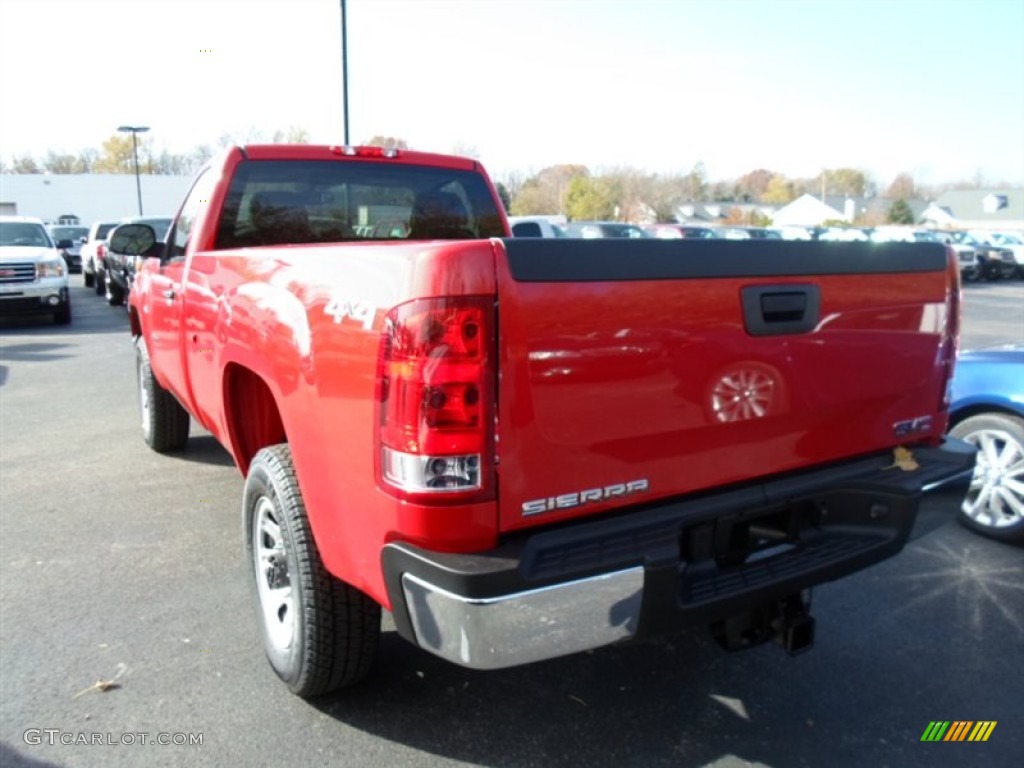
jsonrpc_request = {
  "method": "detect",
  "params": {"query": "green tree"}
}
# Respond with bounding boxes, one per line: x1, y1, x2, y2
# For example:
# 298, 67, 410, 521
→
510, 164, 589, 215
817, 168, 869, 197
735, 168, 775, 202
564, 176, 615, 221
887, 198, 915, 224
92, 134, 145, 173
762, 174, 796, 204
494, 182, 511, 212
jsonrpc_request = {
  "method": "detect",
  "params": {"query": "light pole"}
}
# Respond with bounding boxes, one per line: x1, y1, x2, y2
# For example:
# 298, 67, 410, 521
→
118, 125, 149, 215
340, 0, 349, 144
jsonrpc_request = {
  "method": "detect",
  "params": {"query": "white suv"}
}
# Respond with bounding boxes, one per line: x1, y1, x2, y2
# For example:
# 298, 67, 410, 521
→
0, 215, 72, 324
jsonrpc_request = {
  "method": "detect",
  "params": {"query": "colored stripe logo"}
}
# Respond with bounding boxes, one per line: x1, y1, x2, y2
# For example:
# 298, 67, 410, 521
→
920, 721, 996, 742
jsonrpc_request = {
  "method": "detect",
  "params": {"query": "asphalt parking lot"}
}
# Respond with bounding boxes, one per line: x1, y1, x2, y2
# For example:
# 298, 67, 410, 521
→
1, 279, 1022, 768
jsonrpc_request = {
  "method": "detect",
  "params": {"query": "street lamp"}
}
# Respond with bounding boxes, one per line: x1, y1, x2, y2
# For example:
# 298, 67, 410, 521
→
340, 0, 349, 144
118, 125, 149, 215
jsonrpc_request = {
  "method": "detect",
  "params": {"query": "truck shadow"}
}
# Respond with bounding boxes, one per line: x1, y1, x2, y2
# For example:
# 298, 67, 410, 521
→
308, 525, 1021, 768
166, 434, 236, 468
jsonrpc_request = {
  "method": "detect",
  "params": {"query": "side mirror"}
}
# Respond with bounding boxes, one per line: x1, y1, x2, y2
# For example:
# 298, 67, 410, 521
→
56, 238, 74, 249
109, 223, 158, 256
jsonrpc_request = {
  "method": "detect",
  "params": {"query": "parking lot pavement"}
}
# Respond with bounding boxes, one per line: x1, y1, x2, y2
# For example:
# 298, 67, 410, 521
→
1, 282, 1021, 768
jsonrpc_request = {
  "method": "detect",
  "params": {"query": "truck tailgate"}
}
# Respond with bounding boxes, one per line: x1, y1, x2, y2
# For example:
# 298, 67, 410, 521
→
494, 239, 954, 532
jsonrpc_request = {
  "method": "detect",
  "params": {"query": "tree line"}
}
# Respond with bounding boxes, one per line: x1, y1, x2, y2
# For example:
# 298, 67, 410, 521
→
3, 131, 999, 226
0, 127, 311, 176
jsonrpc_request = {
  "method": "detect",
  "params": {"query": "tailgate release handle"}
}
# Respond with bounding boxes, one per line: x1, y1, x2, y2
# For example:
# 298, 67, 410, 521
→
742, 284, 820, 336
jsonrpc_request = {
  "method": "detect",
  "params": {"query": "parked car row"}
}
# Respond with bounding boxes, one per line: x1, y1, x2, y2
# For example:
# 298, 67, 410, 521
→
46, 223, 89, 273
75, 216, 173, 306
511, 219, 1023, 284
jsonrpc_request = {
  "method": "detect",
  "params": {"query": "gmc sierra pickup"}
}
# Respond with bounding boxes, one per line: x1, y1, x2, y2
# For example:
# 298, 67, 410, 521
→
115, 144, 975, 698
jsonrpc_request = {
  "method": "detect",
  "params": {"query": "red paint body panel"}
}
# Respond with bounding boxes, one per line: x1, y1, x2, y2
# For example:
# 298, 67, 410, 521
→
492, 242, 953, 531
131, 145, 960, 612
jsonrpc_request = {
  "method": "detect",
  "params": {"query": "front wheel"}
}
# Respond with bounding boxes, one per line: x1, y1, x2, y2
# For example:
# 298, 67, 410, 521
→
950, 413, 1024, 543
244, 444, 380, 698
136, 338, 189, 452
53, 302, 72, 325
84, 271, 94, 288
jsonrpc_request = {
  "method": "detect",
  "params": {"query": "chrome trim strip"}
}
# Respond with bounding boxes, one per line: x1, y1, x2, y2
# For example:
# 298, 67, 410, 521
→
401, 567, 644, 670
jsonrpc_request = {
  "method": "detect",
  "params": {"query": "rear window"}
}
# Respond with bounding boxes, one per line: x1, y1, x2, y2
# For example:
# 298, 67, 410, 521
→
214, 160, 505, 249
49, 226, 89, 241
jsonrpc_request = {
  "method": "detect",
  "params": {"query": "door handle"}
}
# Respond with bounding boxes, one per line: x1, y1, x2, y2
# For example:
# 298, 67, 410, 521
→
162, 289, 175, 300
741, 284, 820, 336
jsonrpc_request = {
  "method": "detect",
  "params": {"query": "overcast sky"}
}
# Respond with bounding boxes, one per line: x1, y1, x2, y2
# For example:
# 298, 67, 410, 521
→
1, 0, 1022, 186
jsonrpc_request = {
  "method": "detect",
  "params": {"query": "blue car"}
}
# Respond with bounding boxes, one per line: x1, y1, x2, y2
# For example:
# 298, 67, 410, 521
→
948, 345, 1024, 543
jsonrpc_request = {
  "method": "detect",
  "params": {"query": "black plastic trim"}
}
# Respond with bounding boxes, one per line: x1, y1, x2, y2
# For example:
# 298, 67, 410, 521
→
383, 438, 975, 647
501, 239, 948, 282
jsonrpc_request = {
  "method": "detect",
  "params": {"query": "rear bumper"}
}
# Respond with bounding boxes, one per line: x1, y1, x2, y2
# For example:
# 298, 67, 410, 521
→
383, 439, 976, 670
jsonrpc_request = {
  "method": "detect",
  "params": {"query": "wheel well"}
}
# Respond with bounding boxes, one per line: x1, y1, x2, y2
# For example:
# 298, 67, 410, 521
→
224, 364, 286, 474
949, 404, 1022, 428
128, 307, 142, 338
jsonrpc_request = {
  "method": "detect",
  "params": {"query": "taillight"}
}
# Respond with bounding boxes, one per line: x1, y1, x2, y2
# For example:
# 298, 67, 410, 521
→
97, 243, 106, 265
375, 295, 496, 502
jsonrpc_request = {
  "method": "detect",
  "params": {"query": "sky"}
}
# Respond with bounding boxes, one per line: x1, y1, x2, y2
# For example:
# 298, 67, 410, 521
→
1, 0, 1023, 187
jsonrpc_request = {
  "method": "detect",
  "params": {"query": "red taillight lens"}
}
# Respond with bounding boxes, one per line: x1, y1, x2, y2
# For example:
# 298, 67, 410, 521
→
376, 295, 495, 501
97, 243, 106, 264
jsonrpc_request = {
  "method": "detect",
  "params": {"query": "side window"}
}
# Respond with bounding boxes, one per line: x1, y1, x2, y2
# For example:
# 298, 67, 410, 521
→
168, 169, 217, 260
512, 222, 543, 238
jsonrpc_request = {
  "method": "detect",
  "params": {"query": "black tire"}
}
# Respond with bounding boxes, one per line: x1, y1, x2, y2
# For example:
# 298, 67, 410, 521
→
84, 271, 94, 288
136, 338, 189, 452
244, 444, 380, 698
94, 268, 106, 295
949, 412, 1024, 543
53, 302, 72, 326
106, 272, 124, 306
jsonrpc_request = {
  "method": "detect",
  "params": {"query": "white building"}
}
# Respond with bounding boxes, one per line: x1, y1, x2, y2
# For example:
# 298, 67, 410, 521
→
0, 174, 193, 225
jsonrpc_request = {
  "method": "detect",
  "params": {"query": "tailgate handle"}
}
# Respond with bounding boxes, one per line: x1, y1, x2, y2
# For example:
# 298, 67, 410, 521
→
742, 285, 820, 336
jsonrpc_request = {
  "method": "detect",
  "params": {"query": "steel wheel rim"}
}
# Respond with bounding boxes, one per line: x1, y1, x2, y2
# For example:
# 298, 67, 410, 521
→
960, 427, 1024, 529
253, 496, 295, 652
711, 368, 775, 422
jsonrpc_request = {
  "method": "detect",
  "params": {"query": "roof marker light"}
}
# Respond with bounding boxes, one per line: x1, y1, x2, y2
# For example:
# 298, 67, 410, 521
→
329, 145, 401, 159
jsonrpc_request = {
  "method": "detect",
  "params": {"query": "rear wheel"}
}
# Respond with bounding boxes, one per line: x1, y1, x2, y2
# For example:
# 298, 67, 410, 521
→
136, 338, 189, 452
94, 268, 106, 295
950, 413, 1024, 543
245, 444, 380, 698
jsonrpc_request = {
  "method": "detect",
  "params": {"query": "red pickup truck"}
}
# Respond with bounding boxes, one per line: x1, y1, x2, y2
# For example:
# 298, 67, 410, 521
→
116, 144, 975, 698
